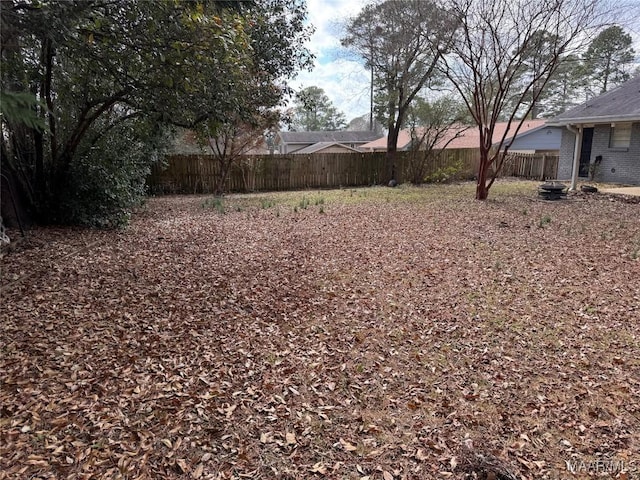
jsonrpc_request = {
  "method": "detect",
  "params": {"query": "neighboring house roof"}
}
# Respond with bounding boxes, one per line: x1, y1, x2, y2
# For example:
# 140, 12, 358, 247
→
360, 130, 413, 151
277, 130, 382, 145
292, 142, 362, 154
360, 120, 547, 151
547, 75, 640, 125
170, 128, 270, 155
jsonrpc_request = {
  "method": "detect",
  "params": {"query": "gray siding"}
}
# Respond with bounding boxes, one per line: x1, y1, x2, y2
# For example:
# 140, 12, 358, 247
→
509, 126, 562, 151
558, 122, 640, 184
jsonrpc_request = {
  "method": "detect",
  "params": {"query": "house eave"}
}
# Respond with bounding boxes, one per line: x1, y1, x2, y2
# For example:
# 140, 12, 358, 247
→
547, 114, 640, 126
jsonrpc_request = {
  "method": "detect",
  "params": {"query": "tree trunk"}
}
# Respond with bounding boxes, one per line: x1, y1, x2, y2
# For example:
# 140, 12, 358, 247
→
214, 157, 234, 196
386, 124, 401, 183
476, 154, 490, 200
385, 147, 397, 184
33, 129, 45, 201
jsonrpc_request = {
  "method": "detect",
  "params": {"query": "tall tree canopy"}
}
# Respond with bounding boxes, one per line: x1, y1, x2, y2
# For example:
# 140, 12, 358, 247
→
533, 53, 584, 117
582, 25, 635, 95
291, 86, 346, 131
505, 25, 637, 118
1, 0, 312, 226
505, 30, 568, 120
342, 0, 456, 182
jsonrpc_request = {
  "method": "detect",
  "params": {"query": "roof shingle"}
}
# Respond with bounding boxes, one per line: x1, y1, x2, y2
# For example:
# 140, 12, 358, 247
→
359, 120, 546, 151
278, 131, 383, 144
548, 75, 640, 125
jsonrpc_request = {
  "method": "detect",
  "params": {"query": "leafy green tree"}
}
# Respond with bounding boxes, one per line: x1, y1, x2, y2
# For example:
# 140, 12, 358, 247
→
342, 0, 456, 182
0, 91, 46, 131
1, 0, 311, 226
537, 54, 584, 116
582, 25, 635, 95
291, 86, 346, 131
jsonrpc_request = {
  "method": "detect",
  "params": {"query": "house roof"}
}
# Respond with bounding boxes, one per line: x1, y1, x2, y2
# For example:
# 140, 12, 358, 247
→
292, 142, 362, 154
360, 120, 547, 151
170, 128, 270, 155
278, 130, 382, 144
547, 75, 640, 125
359, 130, 413, 150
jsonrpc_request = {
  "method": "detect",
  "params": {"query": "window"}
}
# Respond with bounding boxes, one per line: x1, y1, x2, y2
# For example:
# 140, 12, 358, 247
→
610, 123, 632, 148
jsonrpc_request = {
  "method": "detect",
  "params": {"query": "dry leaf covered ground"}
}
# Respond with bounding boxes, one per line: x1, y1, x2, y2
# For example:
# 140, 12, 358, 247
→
1, 181, 639, 480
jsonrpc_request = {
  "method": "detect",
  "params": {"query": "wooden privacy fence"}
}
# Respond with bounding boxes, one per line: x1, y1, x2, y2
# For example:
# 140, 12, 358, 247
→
501, 152, 559, 180
148, 150, 558, 194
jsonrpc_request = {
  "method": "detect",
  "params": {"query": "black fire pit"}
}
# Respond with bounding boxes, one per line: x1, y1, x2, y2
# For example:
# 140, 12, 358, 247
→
538, 182, 567, 200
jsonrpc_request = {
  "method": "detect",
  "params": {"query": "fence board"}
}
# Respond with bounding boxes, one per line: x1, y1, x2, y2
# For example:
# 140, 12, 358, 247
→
501, 152, 558, 181
148, 149, 558, 194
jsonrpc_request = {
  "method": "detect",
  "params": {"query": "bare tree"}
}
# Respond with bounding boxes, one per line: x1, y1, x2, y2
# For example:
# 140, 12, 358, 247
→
440, 0, 617, 200
204, 117, 272, 196
405, 96, 470, 184
342, 0, 457, 183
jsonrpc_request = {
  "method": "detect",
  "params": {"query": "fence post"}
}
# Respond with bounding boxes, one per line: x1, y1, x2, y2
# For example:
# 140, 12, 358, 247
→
540, 154, 547, 181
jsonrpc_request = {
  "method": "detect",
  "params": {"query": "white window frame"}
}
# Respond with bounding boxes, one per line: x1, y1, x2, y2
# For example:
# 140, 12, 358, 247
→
610, 123, 632, 149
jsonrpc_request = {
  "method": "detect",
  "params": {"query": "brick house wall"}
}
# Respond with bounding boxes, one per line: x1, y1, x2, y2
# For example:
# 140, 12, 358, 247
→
558, 127, 575, 179
558, 122, 640, 184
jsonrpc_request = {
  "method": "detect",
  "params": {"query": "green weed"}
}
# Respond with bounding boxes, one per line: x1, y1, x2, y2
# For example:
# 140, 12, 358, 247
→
299, 196, 310, 210
538, 215, 552, 228
203, 197, 225, 214
260, 198, 276, 209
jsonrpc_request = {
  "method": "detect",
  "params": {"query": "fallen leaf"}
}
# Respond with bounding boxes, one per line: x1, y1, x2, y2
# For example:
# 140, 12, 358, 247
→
177, 459, 188, 473
3, 188, 639, 480
339, 438, 358, 452
310, 462, 327, 474
415, 448, 428, 461
192, 463, 203, 478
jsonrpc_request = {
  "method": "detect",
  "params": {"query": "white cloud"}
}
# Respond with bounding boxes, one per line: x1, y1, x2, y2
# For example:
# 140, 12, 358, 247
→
290, 0, 371, 123
293, 59, 371, 122
304, 0, 364, 56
